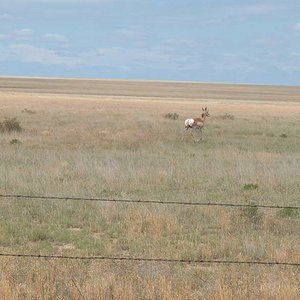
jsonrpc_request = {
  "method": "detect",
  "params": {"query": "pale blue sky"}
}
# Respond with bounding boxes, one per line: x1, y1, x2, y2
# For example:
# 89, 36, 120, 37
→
0, 0, 300, 85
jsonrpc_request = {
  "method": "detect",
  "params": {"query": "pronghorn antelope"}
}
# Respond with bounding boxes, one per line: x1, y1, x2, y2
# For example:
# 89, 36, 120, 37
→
184, 107, 210, 142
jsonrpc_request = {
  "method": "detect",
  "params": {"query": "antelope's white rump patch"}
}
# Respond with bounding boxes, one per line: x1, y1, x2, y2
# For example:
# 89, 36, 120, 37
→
185, 118, 195, 128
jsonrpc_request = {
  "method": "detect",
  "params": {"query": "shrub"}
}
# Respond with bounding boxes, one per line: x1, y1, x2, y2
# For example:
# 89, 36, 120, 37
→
164, 113, 179, 120
243, 183, 259, 191
280, 133, 287, 138
0, 117, 23, 133
221, 113, 235, 120
10, 139, 22, 145
22, 108, 36, 114
279, 208, 299, 218
266, 132, 275, 137
30, 229, 49, 242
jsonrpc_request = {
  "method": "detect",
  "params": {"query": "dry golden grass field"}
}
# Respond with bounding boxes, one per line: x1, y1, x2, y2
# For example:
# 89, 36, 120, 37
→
0, 77, 300, 299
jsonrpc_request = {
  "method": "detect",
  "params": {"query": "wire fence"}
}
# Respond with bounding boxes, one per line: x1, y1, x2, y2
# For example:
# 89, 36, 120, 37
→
0, 193, 299, 210
0, 193, 299, 267
0, 253, 299, 267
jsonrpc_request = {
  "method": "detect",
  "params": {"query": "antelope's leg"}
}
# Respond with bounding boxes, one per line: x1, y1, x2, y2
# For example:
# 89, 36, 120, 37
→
194, 126, 203, 142
187, 127, 194, 138
182, 127, 189, 140
196, 128, 203, 141
191, 128, 199, 143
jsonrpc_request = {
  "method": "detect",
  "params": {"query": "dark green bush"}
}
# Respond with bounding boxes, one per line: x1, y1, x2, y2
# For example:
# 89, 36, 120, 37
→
243, 183, 259, 191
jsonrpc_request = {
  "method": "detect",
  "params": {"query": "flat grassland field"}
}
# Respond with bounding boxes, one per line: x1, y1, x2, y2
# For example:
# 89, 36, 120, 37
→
0, 77, 300, 299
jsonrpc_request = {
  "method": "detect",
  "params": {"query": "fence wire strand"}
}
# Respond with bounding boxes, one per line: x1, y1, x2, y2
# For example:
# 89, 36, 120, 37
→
0, 253, 299, 266
0, 194, 299, 209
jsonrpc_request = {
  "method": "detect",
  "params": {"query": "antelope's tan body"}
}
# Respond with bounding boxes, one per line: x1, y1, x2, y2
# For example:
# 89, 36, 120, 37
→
184, 107, 210, 142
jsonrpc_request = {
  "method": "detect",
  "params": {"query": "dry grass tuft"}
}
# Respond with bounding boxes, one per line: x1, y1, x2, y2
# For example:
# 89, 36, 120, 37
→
0, 117, 23, 133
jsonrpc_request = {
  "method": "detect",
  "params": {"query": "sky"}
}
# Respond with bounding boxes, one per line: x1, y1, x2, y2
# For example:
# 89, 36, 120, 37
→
0, 0, 300, 85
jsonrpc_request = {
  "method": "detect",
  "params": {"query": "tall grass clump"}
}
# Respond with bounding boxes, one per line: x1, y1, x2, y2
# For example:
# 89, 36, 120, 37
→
243, 183, 259, 191
0, 117, 23, 133
240, 204, 263, 225
22, 108, 36, 114
279, 208, 299, 218
164, 112, 179, 120
221, 113, 235, 120
9, 138, 22, 145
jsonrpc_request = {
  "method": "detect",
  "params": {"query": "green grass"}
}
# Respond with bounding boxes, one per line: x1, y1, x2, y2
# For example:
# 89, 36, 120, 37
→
0, 110, 299, 254
0, 97, 299, 299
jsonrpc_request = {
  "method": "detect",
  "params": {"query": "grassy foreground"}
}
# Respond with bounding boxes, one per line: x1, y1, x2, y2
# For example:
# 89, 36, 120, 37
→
0, 90, 299, 299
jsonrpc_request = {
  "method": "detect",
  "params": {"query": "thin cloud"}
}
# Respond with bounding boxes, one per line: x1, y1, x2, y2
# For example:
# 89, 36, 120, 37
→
277, 63, 300, 71
252, 38, 280, 47
42, 33, 68, 42
97, 47, 121, 55
9, 44, 83, 66
13, 29, 34, 38
0, 13, 12, 20
0, 34, 10, 40
114, 29, 140, 39
233, 4, 284, 14
3, 29, 68, 45
293, 23, 300, 31
289, 52, 300, 57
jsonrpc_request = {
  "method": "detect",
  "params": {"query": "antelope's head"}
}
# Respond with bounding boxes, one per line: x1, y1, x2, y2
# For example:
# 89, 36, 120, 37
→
202, 107, 210, 118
